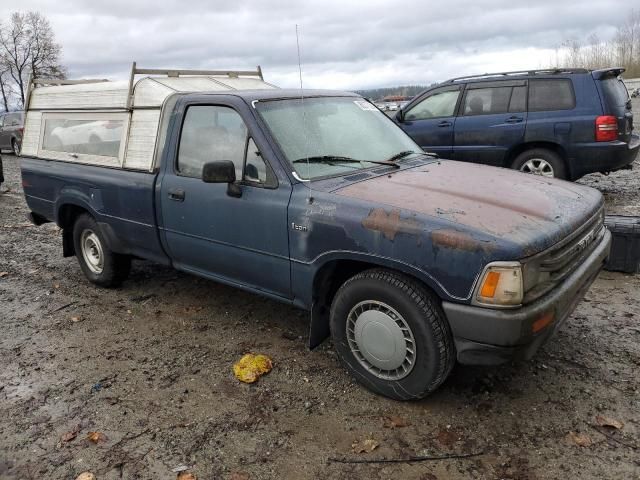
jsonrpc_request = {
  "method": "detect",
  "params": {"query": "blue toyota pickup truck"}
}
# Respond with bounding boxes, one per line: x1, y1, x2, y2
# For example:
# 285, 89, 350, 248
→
19, 70, 611, 400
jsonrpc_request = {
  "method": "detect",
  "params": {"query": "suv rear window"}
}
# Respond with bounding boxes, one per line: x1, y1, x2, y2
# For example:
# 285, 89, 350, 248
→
528, 79, 575, 111
600, 77, 629, 108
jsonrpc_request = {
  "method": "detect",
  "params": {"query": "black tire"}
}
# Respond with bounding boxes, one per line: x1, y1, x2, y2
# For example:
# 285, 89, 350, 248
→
330, 269, 455, 400
72, 213, 131, 287
11, 138, 20, 157
511, 148, 566, 179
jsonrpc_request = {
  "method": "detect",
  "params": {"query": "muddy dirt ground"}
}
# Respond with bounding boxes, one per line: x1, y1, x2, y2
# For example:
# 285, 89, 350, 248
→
0, 153, 639, 480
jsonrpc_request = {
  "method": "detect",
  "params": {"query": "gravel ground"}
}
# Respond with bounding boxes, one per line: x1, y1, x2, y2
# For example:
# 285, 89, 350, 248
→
0, 153, 639, 480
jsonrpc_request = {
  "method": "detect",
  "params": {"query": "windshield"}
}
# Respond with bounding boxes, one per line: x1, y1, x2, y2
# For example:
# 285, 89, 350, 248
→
255, 97, 422, 180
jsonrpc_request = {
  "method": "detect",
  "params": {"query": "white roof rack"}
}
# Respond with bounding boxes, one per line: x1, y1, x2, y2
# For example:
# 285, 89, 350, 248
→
25, 62, 276, 111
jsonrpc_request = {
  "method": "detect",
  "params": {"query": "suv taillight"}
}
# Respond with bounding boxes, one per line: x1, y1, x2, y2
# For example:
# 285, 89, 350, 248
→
595, 115, 618, 142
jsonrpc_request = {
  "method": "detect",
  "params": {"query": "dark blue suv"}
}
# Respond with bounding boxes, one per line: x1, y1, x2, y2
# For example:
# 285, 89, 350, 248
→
395, 68, 639, 180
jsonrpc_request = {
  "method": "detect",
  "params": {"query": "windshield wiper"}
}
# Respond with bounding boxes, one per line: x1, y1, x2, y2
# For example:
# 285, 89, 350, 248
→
385, 150, 422, 162
292, 155, 400, 168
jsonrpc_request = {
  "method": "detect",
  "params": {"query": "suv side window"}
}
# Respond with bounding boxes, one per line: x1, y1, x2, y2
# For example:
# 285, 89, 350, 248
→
528, 79, 575, 111
177, 105, 273, 186
405, 88, 461, 120
462, 85, 512, 116
509, 86, 527, 112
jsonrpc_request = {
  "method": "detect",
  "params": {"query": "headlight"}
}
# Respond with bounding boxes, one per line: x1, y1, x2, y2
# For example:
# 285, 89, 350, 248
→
474, 262, 523, 307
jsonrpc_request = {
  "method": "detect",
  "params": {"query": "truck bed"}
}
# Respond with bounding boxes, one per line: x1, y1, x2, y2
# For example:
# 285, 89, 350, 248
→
20, 157, 169, 265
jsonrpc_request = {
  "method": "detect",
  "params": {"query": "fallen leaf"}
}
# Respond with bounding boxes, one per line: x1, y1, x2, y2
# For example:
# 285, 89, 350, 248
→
436, 428, 460, 447
233, 353, 273, 383
0, 272, 8, 278
383, 415, 411, 428
87, 431, 108, 443
566, 431, 593, 447
595, 415, 624, 430
351, 438, 380, 454
230, 472, 250, 480
420, 474, 438, 480
54, 283, 60, 289
61, 424, 81, 442
75, 473, 96, 480
71, 316, 82, 323
177, 472, 197, 480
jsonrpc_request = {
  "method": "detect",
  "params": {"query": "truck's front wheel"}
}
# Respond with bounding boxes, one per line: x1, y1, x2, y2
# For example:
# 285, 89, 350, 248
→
73, 214, 131, 287
329, 269, 455, 400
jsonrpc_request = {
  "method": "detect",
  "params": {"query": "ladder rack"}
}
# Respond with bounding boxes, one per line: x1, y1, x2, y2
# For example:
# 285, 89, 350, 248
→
25, 62, 265, 110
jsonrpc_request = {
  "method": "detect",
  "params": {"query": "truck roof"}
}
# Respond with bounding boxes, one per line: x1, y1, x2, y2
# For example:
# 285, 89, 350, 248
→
194, 88, 360, 102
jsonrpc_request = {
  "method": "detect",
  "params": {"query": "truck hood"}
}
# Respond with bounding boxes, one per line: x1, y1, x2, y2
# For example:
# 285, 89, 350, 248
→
334, 160, 603, 257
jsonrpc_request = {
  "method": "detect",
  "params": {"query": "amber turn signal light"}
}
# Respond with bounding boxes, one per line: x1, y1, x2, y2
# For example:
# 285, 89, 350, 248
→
480, 271, 501, 298
532, 311, 555, 334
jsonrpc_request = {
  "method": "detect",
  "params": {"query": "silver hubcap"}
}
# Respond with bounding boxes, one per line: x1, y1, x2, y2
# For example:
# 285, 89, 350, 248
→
81, 230, 104, 274
346, 300, 416, 380
520, 158, 554, 177
12, 141, 19, 156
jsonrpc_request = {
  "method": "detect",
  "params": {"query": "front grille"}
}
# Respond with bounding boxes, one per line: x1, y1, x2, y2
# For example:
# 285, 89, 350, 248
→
522, 208, 605, 304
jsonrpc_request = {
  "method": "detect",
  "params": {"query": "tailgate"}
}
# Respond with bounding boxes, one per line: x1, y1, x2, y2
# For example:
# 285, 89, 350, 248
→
595, 72, 633, 142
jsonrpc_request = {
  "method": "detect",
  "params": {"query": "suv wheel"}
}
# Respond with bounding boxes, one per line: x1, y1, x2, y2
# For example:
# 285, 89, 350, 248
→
512, 148, 566, 179
11, 139, 20, 157
73, 213, 131, 287
330, 269, 455, 400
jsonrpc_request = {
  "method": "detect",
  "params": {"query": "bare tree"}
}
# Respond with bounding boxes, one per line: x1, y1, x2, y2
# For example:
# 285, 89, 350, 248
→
552, 9, 640, 78
0, 69, 13, 112
0, 11, 66, 108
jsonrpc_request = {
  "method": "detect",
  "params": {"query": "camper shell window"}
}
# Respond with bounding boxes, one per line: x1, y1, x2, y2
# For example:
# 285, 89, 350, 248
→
38, 112, 129, 166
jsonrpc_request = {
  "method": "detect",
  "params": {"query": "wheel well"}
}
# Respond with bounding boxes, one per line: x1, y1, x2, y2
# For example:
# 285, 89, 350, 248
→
58, 204, 91, 257
308, 259, 437, 349
506, 142, 569, 172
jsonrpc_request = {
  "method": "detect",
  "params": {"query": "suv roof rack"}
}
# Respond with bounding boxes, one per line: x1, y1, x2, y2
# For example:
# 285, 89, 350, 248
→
443, 68, 590, 84
25, 62, 265, 110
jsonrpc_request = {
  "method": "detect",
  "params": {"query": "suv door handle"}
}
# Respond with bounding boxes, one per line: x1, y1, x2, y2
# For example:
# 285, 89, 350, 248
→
168, 188, 185, 202
505, 116, 523, 123
438, 120, 452, 127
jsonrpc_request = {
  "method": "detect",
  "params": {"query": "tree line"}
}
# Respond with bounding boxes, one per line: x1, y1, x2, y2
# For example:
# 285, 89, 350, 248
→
551, 9, 640, 78
354, 85, 431, 102
0, 12, 65, 112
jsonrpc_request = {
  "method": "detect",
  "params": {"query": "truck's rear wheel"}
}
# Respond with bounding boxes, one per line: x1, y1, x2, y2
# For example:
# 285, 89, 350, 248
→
73, 214, 130, 287
329, 269, 455, 400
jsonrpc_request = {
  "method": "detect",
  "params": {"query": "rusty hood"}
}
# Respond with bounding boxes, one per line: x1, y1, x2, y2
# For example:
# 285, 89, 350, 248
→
333, 160, 603, 257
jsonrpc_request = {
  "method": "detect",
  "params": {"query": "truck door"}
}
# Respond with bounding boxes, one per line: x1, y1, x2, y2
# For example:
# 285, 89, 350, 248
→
158, 100, 292, 299
396, 86, 462, 158
453, 81, 527, 167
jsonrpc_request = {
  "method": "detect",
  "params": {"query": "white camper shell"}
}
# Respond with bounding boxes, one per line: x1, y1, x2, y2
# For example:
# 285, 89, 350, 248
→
21, 63, 277, 171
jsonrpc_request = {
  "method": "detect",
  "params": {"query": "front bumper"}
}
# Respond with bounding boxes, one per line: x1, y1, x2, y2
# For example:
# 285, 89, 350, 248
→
443, 228, 612, 365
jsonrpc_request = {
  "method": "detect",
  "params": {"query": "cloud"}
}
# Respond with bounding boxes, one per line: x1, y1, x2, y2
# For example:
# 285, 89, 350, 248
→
0, 0, 631, 89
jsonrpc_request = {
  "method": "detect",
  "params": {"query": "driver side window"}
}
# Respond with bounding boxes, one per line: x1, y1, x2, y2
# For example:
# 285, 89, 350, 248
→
177, 105, 273, 186
405, 89, 461, 121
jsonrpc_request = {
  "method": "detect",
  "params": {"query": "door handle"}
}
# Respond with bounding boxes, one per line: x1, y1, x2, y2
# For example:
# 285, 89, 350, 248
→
438, 121, 452, 127
505, 116, 523, 123
168, 188, 185, 202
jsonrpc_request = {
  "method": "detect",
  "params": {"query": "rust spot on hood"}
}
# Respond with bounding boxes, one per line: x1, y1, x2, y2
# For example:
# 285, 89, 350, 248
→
362, 208, 421, 241
432, 228, 494, 253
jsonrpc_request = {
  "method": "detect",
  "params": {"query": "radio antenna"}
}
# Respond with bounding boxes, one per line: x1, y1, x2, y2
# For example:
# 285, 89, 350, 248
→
295, 24, 311, 183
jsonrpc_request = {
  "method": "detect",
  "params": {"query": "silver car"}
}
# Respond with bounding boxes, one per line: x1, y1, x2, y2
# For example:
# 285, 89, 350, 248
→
0, 111, 24, 156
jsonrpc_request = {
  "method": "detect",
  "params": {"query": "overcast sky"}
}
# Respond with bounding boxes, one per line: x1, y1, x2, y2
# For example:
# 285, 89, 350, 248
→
0, 0, 631, 90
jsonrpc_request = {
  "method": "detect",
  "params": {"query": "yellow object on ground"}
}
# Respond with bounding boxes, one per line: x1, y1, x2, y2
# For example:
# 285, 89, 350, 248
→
233, 353, 273, 383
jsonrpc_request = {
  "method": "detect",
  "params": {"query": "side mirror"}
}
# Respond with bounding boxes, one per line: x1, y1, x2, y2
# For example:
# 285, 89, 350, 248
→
202, 160, 241, 197
202, 160, 236, 183
395, 109, 404, 123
